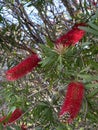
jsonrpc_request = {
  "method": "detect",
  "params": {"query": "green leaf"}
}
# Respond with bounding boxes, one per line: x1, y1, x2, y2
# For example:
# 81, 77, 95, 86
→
33, 101, 55, 124
95, 9, 98, 18
87, 88, 98, 98
79, 26, 98, 35
88, 22, 98, 31
13, 125, 21, 130
85, 83, 98, 89
41, 56, 53, 67
35, 127, 42, 130
81, 42, 91, 48
40, 44, 56, 56
56, 126, 66, 130
41, 53, 58, 68
92, 62, 98, 70
8, 106, 16, 114
46, 37, 54, 48
78, 74, 98, 83
0, 124, 3, 130
87, 112, 98, 123
79, 66, 91, 73
56, 124, 68, 130
6, 126, 13, 130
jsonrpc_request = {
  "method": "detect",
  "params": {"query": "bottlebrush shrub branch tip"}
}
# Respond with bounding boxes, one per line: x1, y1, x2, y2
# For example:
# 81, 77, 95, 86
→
55, 23, 86, 47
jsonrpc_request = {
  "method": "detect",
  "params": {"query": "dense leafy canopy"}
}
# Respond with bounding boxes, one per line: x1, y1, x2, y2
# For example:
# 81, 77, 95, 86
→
0, 0, 98, 129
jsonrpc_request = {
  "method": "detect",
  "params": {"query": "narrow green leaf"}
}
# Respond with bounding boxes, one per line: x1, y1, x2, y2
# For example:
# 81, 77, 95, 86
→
35, 127, 42, 130
8, 106, 16, 114
56, 125, 67, 130
79, 26, 98, 35
87, 88, 98, 98
41, 54, 58, 68
46, 37, 54, 48
7, 126, 13, 130
13, 125, 21, 130
81, 42, 91, 48
88, 22, 98, 31
80, 66, 91, 73
85, 83, 98, 89
95, 9, 98, 18
78, 74, 98, 83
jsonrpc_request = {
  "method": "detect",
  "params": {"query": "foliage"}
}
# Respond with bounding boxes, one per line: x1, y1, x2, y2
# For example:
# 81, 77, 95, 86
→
0, 0, 98, 129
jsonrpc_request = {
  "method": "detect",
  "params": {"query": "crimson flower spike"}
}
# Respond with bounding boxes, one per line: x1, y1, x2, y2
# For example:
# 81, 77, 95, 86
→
6, 53, 41, 81
8, 109, 23, 123
91, 0, 97, 6
0, 109, 22, 125
55, 23, 86, 47
59, 82, 85, 123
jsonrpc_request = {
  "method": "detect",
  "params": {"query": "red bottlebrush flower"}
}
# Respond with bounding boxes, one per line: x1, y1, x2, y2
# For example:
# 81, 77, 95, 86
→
8, 109, 22, 123
59, 82, 84, 123
21, 123, 27, 130
0, 109, 22, 126
6, 53, 41, 81
0, 116, 6, 124
92, 2, 97, 6
55, 23, 86, 47
91, 0, 97, 6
